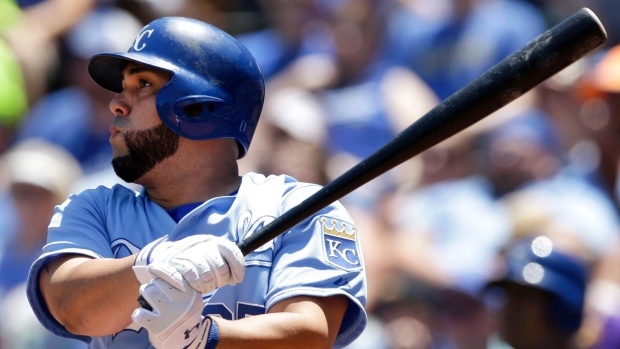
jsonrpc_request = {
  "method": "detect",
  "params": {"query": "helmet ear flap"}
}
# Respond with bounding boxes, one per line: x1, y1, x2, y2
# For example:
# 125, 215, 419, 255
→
182, 103, 205, 117
179, 101, 218, 117
172, 96, 226, 121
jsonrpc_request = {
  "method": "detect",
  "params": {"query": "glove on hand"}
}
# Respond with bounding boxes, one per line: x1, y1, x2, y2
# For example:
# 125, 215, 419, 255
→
134, 235, 245, 294
133, 235, 175, 284
132, 278, 219, 349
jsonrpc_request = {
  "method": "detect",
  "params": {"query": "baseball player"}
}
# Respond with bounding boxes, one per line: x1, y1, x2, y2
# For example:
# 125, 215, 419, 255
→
26, 17, 367, 349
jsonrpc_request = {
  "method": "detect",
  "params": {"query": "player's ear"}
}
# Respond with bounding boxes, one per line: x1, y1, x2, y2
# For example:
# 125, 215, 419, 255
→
231, 139, 241, 159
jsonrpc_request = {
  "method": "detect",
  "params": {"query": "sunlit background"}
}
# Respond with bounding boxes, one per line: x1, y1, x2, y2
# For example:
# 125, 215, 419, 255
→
1, 0, 620, 348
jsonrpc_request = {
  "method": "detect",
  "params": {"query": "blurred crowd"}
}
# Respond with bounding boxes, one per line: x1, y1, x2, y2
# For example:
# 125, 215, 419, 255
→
1, 0, 620, 348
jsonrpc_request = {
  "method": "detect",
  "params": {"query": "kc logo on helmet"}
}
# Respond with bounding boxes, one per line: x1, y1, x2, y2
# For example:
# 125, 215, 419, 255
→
321, 217, 361, 271
133, 28, 154, 51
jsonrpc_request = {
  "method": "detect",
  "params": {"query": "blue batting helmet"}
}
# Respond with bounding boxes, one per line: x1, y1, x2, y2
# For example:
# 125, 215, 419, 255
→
87, 16, 265, 158
489, 235, 587, 334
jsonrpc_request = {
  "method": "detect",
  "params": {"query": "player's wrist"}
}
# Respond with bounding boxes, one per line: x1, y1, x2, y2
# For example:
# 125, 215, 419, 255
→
133, 235, 171, 284
206, 316, 220, 349
193, 315, 219, 349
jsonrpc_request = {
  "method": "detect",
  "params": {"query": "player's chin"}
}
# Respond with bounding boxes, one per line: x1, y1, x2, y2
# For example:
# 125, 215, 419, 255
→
110, 142, 128, 158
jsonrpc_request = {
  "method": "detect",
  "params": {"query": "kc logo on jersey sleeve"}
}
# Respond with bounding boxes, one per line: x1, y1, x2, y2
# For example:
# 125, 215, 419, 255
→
321, 217, 362, 271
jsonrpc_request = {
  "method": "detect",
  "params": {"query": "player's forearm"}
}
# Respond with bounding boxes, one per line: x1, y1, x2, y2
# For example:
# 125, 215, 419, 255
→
213, 295, 348, 349
214, 312, 332, 349
39, 254, 140, 336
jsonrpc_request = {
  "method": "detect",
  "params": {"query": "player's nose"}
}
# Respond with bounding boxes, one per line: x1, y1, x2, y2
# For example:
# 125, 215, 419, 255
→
109, 94, 130, 117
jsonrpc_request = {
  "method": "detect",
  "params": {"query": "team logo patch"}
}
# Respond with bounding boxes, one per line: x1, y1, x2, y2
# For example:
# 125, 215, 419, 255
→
321, 217, 361, 271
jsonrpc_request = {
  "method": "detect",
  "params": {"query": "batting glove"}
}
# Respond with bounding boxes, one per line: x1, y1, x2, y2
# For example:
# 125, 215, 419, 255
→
133, 235, 176, 285
134, 235, 245, 294
132, 278, 219, 349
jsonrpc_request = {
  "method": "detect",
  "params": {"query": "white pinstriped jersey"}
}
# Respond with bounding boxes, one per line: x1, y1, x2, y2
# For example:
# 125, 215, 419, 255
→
27, 173, 367, 349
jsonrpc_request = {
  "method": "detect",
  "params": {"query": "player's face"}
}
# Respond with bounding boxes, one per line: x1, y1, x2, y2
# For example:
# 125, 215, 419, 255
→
109, 63, 179, 183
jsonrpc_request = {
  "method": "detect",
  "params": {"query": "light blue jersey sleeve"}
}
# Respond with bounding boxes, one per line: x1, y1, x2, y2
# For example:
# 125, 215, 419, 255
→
27, 188, 114, 343
266, 182, 368, 348
26, 185, 169, 347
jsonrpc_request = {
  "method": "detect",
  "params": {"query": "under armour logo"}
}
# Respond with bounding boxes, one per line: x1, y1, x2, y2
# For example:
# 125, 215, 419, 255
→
184, 322, 200, 339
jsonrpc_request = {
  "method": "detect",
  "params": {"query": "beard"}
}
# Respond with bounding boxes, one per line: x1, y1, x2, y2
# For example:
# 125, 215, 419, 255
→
112, 123, 180, 183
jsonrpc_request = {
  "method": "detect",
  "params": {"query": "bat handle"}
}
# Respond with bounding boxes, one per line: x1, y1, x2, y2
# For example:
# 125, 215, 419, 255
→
138, 295, 153, 311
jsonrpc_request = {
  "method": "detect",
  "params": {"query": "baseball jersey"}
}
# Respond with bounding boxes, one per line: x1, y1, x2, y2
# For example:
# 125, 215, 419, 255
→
27, 172, 367, 349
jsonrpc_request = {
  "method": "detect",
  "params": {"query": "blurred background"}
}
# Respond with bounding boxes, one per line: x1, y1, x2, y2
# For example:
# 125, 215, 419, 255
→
2, 0, 620, 348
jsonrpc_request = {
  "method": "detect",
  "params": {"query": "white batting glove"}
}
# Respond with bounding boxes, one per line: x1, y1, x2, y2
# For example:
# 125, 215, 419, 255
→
134, 235, 245, 294
133, 235, 176, 285
132, 278, 219, 349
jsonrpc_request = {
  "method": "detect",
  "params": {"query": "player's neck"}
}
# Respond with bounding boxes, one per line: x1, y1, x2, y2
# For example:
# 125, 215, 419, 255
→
145, 168, 241, 210
139, 141, 242, 210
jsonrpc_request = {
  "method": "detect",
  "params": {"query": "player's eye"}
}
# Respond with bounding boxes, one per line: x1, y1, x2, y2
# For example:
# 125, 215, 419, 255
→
139, 79, 153, 88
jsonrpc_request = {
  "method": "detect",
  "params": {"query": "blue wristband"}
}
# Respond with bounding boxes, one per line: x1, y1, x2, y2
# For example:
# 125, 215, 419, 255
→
188, 316, 220, 349
205, 316, 219, 349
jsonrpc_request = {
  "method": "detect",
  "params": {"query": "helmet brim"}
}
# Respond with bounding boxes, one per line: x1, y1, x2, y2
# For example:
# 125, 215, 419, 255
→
88, 52, 177, 93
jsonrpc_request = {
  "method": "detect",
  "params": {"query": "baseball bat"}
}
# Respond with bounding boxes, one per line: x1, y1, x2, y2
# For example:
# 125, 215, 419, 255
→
138, 7, 606, 310
237, 7, 606, 254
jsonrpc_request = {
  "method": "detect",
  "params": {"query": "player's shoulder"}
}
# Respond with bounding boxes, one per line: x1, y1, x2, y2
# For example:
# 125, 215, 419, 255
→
245, 171, 321, 190
282, 176, 322, 202
241, 171, 323, 203
266, 173, 350, 215
242, 171, 317, 187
